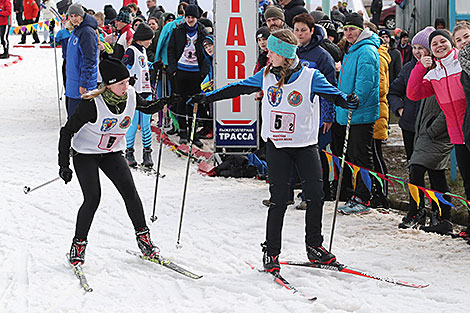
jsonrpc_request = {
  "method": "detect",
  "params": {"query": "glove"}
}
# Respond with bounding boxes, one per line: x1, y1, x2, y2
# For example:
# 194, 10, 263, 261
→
346, 93, 359, 110
129, 75, 137, 86
187, 93, 208, 106
167, 93, 182, 110
59, 167, 73, 184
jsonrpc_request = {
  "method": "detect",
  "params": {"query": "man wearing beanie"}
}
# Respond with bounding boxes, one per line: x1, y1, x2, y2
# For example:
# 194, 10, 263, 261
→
112, 10, 134, 60
146, 0, 165, 20
65, 3, 98, 116
167, 3, 209, 147
333, 12, 381, 214
379, 28, 402, 82
122, 23, 156, 168
254, 26, 270, 73
279, 0, 308, 29
58, 53, 176, 267
264, 6, 285, 32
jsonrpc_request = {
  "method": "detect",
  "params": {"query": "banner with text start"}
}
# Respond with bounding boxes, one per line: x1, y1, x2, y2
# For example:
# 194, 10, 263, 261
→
214, 0, 258, 150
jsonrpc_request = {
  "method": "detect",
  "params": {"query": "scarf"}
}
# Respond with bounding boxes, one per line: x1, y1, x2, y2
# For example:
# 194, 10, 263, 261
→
270, 56, 301, 83
101, 83, 128, 114
185, 22, 198, 37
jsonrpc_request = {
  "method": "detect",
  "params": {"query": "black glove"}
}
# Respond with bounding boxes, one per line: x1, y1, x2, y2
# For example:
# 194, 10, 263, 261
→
346, 93, 359, 110
50, 19, 55, 31
59, 167, 73, 184
187, 93, 208, 106
129, 74, 137, 86
168, 93, 182, 109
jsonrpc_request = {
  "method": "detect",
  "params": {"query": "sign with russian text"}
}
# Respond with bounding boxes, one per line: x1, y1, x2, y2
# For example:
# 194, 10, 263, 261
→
214, 0, 258, 148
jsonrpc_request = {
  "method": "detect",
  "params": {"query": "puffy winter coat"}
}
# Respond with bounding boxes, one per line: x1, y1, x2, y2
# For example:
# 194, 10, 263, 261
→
22, 0, 38, 20
407, 48, 466, 144
0, 0, 12, 26
373, 44, 391, 140
167, 21, 209, 79
459, 44, 470, 151
337, 28, 381, 125
409, 95, 452, 170
283, 0, 308, 28
65, 13, 98, 100
156, 16, 183, 66
388, 57, 421, 133
388, 40, 402, 83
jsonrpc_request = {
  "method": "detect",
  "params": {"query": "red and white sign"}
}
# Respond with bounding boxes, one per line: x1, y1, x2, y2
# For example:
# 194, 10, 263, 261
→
214, 0, 258, 148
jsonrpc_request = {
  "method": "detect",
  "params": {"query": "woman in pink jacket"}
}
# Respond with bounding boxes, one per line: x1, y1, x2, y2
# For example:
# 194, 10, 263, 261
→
407, 29, 470, 227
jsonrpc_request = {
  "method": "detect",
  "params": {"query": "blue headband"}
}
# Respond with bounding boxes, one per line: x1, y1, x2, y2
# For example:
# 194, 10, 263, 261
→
267, 35, 297, 59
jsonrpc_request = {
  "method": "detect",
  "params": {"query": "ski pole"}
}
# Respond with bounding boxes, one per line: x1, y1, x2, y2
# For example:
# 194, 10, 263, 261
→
329, 109, 353, 252
53, 29, 62, 126
24, 177, 60, 194
150, 105, 167, 223
176, 102, 199, 248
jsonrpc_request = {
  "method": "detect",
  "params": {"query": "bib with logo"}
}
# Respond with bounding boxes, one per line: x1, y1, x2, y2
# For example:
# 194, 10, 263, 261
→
72, 86, 137, 153
128, 45, 151, 94
261, 67, 320, 148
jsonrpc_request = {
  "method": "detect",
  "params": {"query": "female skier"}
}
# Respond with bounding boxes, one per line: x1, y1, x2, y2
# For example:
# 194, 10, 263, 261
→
190, 29, 358, 272
122, 23, 155, 168
58, 54, 178, 265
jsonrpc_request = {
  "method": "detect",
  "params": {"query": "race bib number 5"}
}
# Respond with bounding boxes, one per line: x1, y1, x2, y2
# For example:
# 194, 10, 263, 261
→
270, 111, 295, 133
98, 134, 125, 151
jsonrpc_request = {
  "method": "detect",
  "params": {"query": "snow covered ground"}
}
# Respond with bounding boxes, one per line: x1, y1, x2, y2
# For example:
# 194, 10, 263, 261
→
1, 47, 470, 313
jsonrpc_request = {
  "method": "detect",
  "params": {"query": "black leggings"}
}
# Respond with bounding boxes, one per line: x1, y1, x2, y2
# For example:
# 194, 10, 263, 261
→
0, 25, 9, 51
372, 138, 388, 196
454, 144, 470, 226
408, 164, 451, 220
72, 152, 147, 239
174, 70, 202, 130
266, 141, 324, 256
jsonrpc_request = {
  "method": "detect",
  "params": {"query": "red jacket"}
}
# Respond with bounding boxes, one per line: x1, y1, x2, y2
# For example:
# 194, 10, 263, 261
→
0, 0, 12, 26
23, 0, 39, 20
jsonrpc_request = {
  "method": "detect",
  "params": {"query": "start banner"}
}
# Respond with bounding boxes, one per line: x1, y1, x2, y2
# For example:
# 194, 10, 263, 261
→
213, 0, 258, 149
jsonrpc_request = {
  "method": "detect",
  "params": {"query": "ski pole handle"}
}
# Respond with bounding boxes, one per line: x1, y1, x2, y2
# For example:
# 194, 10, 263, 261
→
24, 177, 60, 194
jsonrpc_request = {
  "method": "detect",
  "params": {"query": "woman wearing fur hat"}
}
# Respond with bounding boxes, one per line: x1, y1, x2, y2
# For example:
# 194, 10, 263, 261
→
58, 54, 177, 266
122, 23, 156, 169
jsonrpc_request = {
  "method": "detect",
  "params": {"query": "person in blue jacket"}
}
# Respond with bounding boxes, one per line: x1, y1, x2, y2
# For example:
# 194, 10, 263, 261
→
189, 29, 359, 273
65, 3, 98, 117
332, 13, 381, 214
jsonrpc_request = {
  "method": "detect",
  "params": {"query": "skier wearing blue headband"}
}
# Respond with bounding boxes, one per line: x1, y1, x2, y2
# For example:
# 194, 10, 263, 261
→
189, 29, 359, 273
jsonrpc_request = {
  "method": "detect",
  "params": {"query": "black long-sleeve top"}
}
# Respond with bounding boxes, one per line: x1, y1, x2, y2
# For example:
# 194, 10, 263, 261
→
58, 91, 167, 168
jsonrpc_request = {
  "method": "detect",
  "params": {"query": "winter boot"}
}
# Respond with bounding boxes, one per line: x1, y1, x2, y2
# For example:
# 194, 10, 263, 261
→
136, 227, 160, 258
337, 196, 371, 215
457, 226, 470, 240
398, 208, 426, 229
191, 132, 204, 148
306, 244, 336, 264
295, 201, 307, 210
421, 219, 453, 235
125, 148, 137, 167
262, 199, 295, 207
261, 242, 280, 273
0, 48, 9, 59
142, 147, 154, 168
69, 238, 88, 265
179, 129, 188, 144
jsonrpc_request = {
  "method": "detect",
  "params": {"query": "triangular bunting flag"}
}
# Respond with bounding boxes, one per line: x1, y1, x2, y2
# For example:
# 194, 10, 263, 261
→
353, 165, 360, 190
426, 190, 442, 216
434, 192, 454, 208
370, 171, 384, 194
360, 168, 372, 192
408, 183, 420, 207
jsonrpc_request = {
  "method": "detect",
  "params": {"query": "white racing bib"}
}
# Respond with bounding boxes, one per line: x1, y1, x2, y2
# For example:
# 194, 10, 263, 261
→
72, 86, 137, 154
261, 67, 320, 148
127, 45, 151, 94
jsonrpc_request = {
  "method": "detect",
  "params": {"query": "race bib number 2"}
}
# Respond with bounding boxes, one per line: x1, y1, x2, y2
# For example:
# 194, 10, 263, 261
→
270, 111, 295, 133
98, 134, 125, 151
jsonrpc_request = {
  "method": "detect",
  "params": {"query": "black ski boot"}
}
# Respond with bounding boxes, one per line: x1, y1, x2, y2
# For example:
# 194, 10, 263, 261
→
306, 244, 336, 264
0, 48, 9, 59
125, 148, 137, 167
142, 147, 154, 168
398, 208, 426, 229
179, 129, 188, 144
421, 210, 453, 235
136, 227, 160, 258
261, 242, 280, 273
192, 136, 204, 148
69, 238, 88, 265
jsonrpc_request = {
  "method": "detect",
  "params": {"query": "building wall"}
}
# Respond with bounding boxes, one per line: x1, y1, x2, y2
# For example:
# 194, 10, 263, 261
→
396, 0, 448, 37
